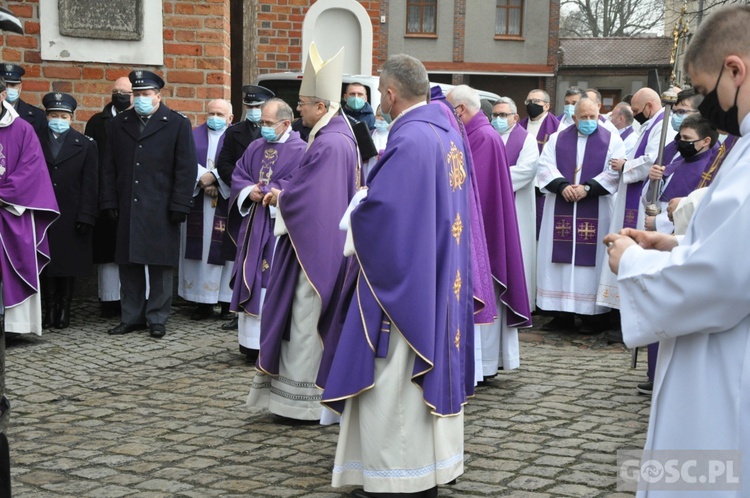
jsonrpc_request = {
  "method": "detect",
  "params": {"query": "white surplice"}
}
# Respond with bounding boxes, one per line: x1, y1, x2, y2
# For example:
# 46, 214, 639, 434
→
620, 125, 639, 157
617, 115, 750, 498
536, 125, 623, 315
178, 128, 234, 304
598, 108, 664, 308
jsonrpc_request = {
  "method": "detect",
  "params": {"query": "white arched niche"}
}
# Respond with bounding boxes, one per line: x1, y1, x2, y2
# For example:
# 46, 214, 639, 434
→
301, 0, 374, 76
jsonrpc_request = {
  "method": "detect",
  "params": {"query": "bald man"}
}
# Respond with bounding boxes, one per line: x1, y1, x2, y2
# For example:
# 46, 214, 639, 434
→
597, 87, 665, 311
85, 76, 134, 318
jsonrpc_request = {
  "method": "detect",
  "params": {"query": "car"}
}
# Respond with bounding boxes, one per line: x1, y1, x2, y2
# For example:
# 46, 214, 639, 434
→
256, 72, 501, 118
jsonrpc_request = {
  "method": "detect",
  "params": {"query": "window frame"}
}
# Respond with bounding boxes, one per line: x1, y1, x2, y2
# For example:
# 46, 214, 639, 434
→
494, 0, 524, 41
405, 0, 438, 38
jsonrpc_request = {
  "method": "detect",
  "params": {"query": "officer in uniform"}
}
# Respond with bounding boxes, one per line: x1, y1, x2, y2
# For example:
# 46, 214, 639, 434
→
213, 84, 273, 330
100, 69, 197, 339
0, 63, 46, 135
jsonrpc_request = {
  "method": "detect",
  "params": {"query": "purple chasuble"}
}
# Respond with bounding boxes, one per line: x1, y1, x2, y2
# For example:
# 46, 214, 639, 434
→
227, 132, 306, 316
185, 124, 228, 265
322, 103, 474, 416
551, 125, 610, 267
659, 144, 719, 201
623, 111, 664, 228
519, 113, 561, 153
699, 135, 737, 189
257, 115, 358, 381
504, 124, 529, 166
620, 126, 635, 141
429, 88, 498, 324
464, 112, 531, 328
0, 113, 59, 307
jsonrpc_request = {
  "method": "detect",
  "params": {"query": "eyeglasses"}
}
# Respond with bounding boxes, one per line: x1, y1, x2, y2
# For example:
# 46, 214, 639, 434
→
492, 112, 514, 119
673, 109, 698, 117
259, 120, 284, 128
524, 98, 547, 105
297, 100, 319, 107
112, 92, 133, 96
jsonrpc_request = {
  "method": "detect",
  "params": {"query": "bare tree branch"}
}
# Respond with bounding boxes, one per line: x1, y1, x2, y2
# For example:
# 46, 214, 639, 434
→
560, 0, 665, 37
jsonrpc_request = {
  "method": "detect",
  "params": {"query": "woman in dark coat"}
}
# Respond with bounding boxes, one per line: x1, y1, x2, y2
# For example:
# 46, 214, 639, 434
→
38, 92, 98, 329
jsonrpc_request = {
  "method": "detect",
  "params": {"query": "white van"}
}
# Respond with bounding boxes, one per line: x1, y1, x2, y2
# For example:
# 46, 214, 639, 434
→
256, 72, 501, 118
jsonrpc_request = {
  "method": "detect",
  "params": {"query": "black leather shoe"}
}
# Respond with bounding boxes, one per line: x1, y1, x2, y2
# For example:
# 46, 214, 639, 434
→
540, 315, 576, 331
221, 316, 238, 330
219, 302, 232, 320
108, 323, 146, 335
190, 303, 214, 320
150, 324, 166, 338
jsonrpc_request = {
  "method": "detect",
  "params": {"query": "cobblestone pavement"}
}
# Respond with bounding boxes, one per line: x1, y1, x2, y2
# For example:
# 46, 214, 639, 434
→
5, 299, 650, 497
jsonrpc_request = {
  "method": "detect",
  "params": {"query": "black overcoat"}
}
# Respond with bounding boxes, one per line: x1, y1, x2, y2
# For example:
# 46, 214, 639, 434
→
15, 99, 47, 136
100, 104, 197, 267
215, 120, 261, 186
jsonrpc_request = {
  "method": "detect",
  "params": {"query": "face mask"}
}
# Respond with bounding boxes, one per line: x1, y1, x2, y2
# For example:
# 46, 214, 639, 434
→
246, 108, 262, 123
111, 93, 131, 112
491, 116, 510, 133
261, 124, 280, 142
671, 113, 687, 132
207, 116, 227, 131
676, 139, 703, 160
633, 104, 649, 125
381, 93, 394, 124
563, 104, 575, 119
5, 88, 19, 103
346, 96, 365, 111
698, 67, 742, 137
374, 119, 389, 132
526, 102, 544, 119
577, 119, 598, 136
48, 118, 70, 134
134, 96, 155, 116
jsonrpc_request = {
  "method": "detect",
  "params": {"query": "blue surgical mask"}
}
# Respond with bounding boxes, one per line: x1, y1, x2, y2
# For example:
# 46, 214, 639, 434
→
246, 108, 261, 123
491, 116, 510, 133
564, 104, 575, 119
374, 119, 389, 133
207, 116, 227, 131
261, 125, 280, 142
346, 96, 365, 111
671, 113, 686, 132
577, 119, 598, 136
48, 118, 70, 134
5, 88, 19, 103
133, 96, 155, 116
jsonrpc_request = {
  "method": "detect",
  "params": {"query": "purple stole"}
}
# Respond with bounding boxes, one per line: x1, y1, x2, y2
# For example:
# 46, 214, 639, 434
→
698, 135, 737, 189
519, 113, 561, 153
620, 126, 634, 141
659, 144, 719, 201
623, 112, 664, 229
504, 124, 528, 166
552, 125, 610, 267
185, 124, 228, 265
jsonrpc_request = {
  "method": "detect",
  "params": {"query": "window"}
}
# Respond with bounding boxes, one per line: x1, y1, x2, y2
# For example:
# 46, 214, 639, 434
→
495, 0, 523, 37
407, 0, 437, 35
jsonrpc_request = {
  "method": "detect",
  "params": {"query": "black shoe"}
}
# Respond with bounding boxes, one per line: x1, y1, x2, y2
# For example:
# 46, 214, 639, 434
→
540, 315, 575, 331
190, 303, 214, 320
239, 345, 259, 363
108, 322, 147, 335
150, 324, 166, 338
221, 316, 238, 330
100, 301, 121, 319
637, 381, 653, 395
219, 302, 233, 320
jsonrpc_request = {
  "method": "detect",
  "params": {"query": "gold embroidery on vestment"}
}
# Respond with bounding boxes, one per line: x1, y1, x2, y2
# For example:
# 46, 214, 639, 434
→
577, 221, 596, 241
454, 328, 461, 350
259, 148, 278, 186
555, 219, 572, 238
447, 141, 466, 191
453, 270, 462, 301
452, 213, 463, 245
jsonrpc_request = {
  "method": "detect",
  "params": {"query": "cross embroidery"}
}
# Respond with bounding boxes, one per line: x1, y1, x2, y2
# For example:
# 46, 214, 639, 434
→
577, 221, 597, 241
555, 219, 572, 238
214, 220, 226, 234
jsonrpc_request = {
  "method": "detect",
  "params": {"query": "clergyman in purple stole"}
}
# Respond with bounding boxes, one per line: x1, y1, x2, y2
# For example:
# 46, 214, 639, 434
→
227, 127, 306, 355
623, 111, 664, 229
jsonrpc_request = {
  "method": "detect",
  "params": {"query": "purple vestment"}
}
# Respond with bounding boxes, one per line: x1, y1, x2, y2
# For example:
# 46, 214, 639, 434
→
322, 103, 474, 416
185, 124, 228, 265
623, 112, 664, 229
464, 112, 531, 328
227, 132, 306, 316
0, 110, 59, 308
621, 126, 635, 141
504, 123, 529, 166
519, 113, 561, 153
659, 144, 719, 201
429, 86, 497, 324
550, 125, 610, 267
257, 115, 358, 380
699, 135, 737, 189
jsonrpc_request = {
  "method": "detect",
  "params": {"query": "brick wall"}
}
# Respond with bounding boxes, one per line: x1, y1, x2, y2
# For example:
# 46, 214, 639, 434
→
255, 0, 383, 76
2, 0, 232, 130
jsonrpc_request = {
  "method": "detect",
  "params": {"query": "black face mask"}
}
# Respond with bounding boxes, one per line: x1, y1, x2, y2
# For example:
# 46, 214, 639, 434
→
633, 105, 649, 125
676, 139, 703, 160
698, 68, 741, 137
526, 102, 544, 119
112, 93, 132, 112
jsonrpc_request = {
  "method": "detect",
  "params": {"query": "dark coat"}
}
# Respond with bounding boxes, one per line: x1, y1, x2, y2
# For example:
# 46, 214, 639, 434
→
15, 99, 47, 136
84, 103, 118, 264
39, 128, 99, 277
215, 120, 261, 186
100, 104, 197, 267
